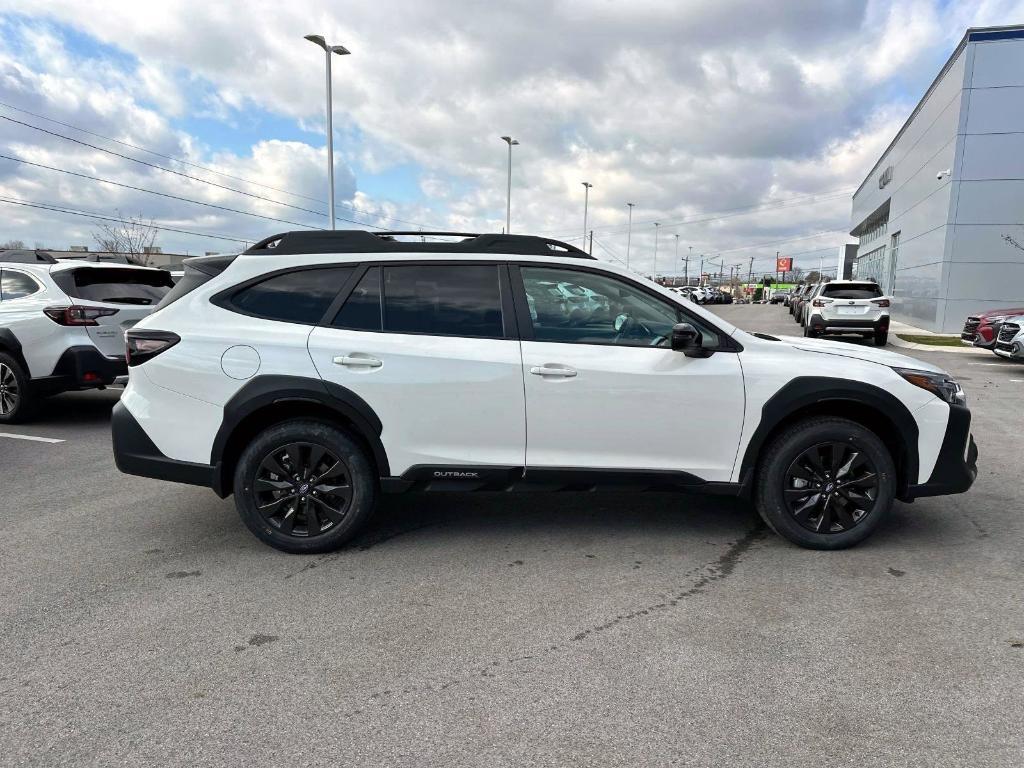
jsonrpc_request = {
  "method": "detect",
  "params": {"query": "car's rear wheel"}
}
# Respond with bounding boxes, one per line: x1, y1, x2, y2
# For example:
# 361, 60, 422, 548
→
874, 329, 888, 346
803, 324, 817, 338
0, 353, 35, 424
233, 419, 378, 554
755, 417, 897, 550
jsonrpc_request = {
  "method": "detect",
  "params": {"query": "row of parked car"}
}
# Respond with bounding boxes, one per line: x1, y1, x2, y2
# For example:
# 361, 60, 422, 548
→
961, 307, 1024, 361
772, 281, 891, 346
667, 285, 734, 304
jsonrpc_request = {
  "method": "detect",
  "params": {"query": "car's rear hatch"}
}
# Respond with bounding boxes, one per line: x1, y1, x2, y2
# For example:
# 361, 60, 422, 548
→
819, 282, 884, 318
51, 267, 174, 357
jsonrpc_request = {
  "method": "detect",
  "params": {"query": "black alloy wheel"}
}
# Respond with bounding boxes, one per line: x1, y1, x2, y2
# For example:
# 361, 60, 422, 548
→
783, 441, 879, 534
253, 442, 352, 538
0, 361, 19, 417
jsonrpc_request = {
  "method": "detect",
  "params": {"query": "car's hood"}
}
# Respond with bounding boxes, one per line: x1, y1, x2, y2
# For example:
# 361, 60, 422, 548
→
769, 334, 946, 373
979, 307, 1024, 318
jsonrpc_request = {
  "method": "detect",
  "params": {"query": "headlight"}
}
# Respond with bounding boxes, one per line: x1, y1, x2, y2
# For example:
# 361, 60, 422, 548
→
894, 368, 966, 406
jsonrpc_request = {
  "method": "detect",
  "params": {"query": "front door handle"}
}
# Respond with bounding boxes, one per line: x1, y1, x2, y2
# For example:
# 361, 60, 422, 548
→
530, 364, 577, 378
333, 355, 382, 368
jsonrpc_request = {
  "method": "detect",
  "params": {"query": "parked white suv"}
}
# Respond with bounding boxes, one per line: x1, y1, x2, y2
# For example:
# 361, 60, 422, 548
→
803, 280, 891, 346
993, 315, 1024, 361
0, 250, 173, 422
112, 231, 976, 553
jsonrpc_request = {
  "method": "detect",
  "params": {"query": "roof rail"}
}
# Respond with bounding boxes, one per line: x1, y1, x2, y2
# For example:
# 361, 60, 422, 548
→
243, 230, 594, 259
0, 249, 57, 264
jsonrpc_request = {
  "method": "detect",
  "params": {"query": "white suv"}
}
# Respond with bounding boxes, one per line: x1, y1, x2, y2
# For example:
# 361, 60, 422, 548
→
112, 231, 977, 553
803, 280, 891, 345
0, 250, 173, 422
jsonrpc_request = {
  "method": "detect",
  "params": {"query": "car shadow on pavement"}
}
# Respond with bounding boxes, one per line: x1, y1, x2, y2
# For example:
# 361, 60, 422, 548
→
32, 389, 122, 426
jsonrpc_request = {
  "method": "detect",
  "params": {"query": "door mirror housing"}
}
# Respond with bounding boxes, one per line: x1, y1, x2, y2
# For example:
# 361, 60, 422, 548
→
671, 323, 710, 357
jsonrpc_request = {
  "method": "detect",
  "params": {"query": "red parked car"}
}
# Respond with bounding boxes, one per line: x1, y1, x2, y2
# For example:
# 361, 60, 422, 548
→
961, 307, 1024, 348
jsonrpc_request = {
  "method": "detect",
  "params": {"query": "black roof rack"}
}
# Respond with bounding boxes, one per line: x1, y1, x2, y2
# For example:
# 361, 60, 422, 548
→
0, 249, 57, 264
243, 230, 594, 259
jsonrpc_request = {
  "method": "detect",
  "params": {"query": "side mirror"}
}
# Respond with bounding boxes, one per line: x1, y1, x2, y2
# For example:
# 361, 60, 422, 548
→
671, 323, 708, 357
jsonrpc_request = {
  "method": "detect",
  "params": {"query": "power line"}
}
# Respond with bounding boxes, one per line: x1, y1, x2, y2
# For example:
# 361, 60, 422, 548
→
0, 101, 443, 231
0, 195, 250, 244
0, 154, 318, 230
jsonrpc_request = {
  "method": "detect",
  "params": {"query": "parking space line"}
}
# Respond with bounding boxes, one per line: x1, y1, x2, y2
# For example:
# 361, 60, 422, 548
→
0, 432, 65, 444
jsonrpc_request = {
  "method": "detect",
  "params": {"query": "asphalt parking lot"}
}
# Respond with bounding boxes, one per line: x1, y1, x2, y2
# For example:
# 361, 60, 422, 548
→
1, 303, 1022, 767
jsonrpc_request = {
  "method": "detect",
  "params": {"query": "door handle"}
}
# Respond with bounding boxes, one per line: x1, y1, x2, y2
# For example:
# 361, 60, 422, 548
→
333, 355, 382, 368
530, 364, 577, 378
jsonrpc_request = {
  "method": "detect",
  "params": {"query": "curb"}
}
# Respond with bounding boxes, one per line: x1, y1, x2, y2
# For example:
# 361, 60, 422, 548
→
887, 334, 991, 355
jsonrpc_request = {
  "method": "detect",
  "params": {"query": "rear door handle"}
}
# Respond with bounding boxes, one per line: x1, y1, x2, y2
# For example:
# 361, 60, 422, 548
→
333, 355, 382, 368
530, 364, 577, 378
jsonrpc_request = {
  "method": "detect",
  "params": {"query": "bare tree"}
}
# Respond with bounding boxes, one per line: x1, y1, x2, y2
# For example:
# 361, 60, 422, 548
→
92, 211, 159, 265
0, 239, 26, 250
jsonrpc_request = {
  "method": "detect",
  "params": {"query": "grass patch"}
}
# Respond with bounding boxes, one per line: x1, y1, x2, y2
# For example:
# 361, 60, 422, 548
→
896, 334, 964, 347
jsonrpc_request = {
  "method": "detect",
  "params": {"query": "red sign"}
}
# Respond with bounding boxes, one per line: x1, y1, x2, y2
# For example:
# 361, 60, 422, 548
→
776, 257, 793, 272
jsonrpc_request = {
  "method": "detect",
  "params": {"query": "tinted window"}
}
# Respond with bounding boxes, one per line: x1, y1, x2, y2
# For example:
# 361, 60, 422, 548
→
0, 270, 39, 300
230, 267, 353, 324
521, 267, 719, 348
822, 283, 883, 299
382, 265, 503, 338
53, 267, 173, 305
333, 267, 381, 331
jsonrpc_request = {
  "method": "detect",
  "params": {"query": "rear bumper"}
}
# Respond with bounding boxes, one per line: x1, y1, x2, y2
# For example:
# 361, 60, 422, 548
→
32, 346, 128, 394
810, 316, 889, 332
111, 401, 224, 494
902, 404, 977, 501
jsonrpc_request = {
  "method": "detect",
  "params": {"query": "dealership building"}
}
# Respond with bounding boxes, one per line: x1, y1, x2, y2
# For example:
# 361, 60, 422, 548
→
850, 24, 1024, 332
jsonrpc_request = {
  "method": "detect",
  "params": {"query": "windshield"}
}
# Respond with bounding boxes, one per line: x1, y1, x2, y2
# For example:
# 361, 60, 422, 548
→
53, 267, 173, 305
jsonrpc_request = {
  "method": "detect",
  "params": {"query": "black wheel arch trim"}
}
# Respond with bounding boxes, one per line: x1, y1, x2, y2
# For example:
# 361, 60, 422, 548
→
739, 376, 920, 496
211, 374, 390, 494
0, 328, 30, 376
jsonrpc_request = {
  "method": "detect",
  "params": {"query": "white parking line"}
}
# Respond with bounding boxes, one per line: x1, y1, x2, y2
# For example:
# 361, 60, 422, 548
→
968, 362, 1012, 367
0, 432, 65, 444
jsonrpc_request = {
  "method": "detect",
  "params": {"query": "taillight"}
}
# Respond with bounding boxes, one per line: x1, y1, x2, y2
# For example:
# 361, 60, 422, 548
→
44, 305, 119, 326
125, 329, 180, 367
872, 298, 891, 307
812, 299, 831, 307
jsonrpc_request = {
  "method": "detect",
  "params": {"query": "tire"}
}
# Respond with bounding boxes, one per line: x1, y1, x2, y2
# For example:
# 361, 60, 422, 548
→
233, 419, 378, 554
874, 330, 888, 346
754, 417, 897, 550
803, 323, 817, 338
0, 352, 36, 424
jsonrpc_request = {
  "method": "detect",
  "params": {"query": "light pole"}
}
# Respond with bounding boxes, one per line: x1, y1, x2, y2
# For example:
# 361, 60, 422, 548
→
687, 245, 693, 285
625, 202, 635, 269
581, 182, 593, 249
674, 234, 680, 283
653, 222, 660, 281
500, 136, 518, 233
304, 34, 350, 230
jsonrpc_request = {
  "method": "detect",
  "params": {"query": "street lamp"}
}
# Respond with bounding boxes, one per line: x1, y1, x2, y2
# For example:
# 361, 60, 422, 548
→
581, 182, 593, 248
500, 136, 519, 233
304, 34, 351, 230
673, 234, 680, 284
653, 222, 660, 281
625, 202, 635, 269
687, 245, 692, 285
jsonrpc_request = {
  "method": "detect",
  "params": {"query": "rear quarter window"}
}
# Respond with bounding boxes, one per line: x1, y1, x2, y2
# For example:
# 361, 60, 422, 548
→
228, 267, 354, 324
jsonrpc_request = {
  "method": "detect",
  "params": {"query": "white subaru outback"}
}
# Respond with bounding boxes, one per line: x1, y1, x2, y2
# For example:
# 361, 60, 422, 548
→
112, 231, 977, 552
0, 250, 173, 422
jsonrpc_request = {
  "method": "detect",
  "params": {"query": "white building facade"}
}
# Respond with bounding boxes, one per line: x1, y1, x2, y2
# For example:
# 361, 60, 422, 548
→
850, 25, 1024, 332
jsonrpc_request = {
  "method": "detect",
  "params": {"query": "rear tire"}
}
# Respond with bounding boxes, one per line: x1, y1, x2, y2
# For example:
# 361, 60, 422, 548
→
874, 330, 888, 346
233, 419, 378, 554
803, 324, 817, 338
754, 417, 897, 550
0, 353, 36, 424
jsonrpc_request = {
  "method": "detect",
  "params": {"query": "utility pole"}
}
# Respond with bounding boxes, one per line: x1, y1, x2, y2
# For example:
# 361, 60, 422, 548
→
625, 202, 635, 269
699, 255, 704, 286
581, 182, 593, 246
653, 222, 660, 281
687, 246, 693, 285
500, 136, 518, 234
673, 234, 680, 284
748, 256, 754, 296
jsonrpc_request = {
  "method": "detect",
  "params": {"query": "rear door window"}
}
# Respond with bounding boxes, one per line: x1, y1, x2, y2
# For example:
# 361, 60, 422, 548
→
332, 267, 382, 331
53, 268, 173, 305
822, 283, 883, 300
229, 267, 354, 324
381, 265, 503, 338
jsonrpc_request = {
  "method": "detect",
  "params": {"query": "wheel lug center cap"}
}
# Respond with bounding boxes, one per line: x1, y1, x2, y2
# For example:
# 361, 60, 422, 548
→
298, 482, 310, 495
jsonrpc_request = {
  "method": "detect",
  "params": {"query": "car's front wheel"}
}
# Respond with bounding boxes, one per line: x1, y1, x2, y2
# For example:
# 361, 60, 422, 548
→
233, 419, 378, 553
0, 353, 35, 424
754, 417, 897, 549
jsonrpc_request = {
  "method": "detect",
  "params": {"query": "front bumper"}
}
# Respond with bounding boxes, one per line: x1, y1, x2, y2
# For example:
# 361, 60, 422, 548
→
994, 341, 1023, 359
111, 401, 223, 494
902, 404, 977, 500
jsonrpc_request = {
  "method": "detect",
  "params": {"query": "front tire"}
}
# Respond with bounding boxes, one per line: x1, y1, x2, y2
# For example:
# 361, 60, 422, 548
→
0, 353, 36, 424
233, 419, 378, 554
754, 417, 897, 550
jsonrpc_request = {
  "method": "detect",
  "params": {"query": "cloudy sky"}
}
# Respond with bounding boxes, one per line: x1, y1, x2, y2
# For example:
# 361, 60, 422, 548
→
0, 0, 1022, 276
